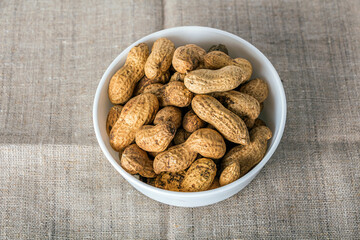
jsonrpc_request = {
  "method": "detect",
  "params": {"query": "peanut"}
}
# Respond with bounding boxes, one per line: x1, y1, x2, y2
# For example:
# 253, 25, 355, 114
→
133, 71, 170, 96
154, 171, 186, 191
191, 95, 250, 145
106, 105, 123, 135
208, 44, 228, 55
211, 90, 260, 128
153, 106, 182, 129
219, 161, 240, 186
135, 122, 176, 152
110, 93, 159, 151
120, 144, 156, 178
173, 128, 191, 145
203, 51, 252, 82
207, 178, 221, 190
143, 81, 193, 107
239, 78, 269, 103
153, 128, 226, 174
181, 158, 217, 192
184, 65, 248, 94
169, 72, 186, 82
145, 38, 175, 80
172, 44, 206, 73
182, 110, 206, 133
108, 43, 149, 104
221, 126, 272, 180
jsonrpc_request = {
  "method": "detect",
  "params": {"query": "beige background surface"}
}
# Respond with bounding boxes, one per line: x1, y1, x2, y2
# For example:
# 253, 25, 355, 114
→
0, 0, 359, 239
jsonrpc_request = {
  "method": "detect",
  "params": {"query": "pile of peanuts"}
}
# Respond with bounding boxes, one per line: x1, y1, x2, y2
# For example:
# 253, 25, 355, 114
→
106, 38, 272, 192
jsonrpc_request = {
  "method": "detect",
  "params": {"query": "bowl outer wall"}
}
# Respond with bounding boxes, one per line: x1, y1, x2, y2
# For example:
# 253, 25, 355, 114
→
93, 26, 286, 207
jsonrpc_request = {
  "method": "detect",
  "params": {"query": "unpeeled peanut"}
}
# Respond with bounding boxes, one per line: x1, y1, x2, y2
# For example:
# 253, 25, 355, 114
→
182, 110, 206, 133
145, 38, 175, 80
172, 44, 206, 73
110, 93, 159, 151
108, 43, 149, 104
153, 106, 182, 129
133, 71, 170, 96
135, 123, 176, 152
169, 72, 186, 82
192, 95, 250, 145
106, 105, 123, 135
239, 78, 269, 103
154, 171, 186, 191
211, 90, 260, 128
184, 65, 248, 94
120, 144, 156, 178
143, 81, 193, 107
173, 128, 191, 145
181, 158, 217, 192
153, 128, 226, 174
220, 126, 272, 184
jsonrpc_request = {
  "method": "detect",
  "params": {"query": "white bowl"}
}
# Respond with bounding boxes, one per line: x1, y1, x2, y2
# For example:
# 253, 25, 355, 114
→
93, 26, 286, 207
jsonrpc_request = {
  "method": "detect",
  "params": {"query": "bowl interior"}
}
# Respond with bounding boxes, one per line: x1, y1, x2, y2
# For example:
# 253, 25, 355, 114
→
94, 26, 286, 196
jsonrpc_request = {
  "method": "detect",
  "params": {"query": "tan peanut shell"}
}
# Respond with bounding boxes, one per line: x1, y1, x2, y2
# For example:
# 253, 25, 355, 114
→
184, 65, 248, 94
133, 71, 170, 96
173, 128, 191, 145
221, 126, 272, 177
207, 178, 220, 190
239, 78, 269, 103
172, 44, 206, 73
106, 105, 123, 135
182, 110, 206, 133
153, 143, 198, 174
211, 90, 260, 128
208, 44, 228, 54
108, 43, 149, 104
143, 81, 193, 107
110, 93, 159, 151
181, 158, 217, 192
233, 58, 253, 82
186, 128, 226, 159
145, 38, 175, 80
219, 161, 240, 186
252, 118, 266, 129
153, 106, 182, 129
120, 144, 156, 178
170, 72, 186, 82
135, 122, 176, 152
154, 171, 186, 191
191, 95, 250, 145
153, 128, 226, 174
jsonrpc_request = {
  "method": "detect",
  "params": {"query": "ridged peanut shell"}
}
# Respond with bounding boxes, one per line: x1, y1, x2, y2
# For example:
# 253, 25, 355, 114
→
153, 106, 182, 129
108, 43, 149, 104
181, 158, 217, 192
172, 44, 206, 73
191, 95, 249, 145
184, 65, 247, 94
153, 144, 197, 174
219, 161, 240, 186
135, 122, 176, 152
110, 93, 159, 151
154, 171, 186, 191
207, 178, 221, 190
106, 105, 123, 135
211, 90, 260, 128
120, 144, 156, 178
169, 72, 186, 82
133, 71, 170, 95
221, 126, 272, 177
182, 110, 206, 133
145, 38, 175, 80
239, 78, 269, 103
173, 128, 192, 145
185, 128, 226, 159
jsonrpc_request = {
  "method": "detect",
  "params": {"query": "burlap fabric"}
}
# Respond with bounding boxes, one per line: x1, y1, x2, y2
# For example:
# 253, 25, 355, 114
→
0, 0, 359, 239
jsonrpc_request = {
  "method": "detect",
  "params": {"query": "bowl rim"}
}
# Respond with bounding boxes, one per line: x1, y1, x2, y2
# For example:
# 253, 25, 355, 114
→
93, 26, 286, 198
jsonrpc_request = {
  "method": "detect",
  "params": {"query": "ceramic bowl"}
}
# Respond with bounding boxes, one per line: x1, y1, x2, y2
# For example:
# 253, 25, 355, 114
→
93, 26, 286, 207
